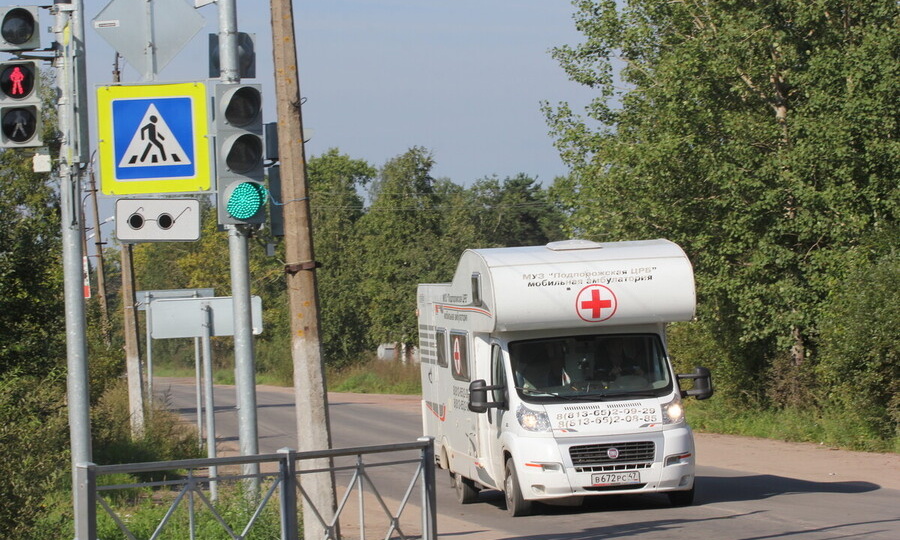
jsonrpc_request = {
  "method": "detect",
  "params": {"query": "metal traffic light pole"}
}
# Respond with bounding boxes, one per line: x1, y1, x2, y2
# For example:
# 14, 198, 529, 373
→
217, 0, 260, 489
50, 1, 94, 538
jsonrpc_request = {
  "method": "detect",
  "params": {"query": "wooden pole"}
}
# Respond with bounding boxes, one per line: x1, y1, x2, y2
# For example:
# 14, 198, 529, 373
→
269, 2, 338, 538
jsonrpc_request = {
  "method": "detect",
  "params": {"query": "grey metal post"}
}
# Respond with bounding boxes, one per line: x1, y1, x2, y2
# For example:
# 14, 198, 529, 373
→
278, 448, 299, 539
420, 437, 437, 540
75, 463, 97, 540
217, 0, 240, 84
142, 0, 157, 79
55, 2, 92, 537
195, 336, 203, 448
219, 0, 260, 490
146, 294, 154, 405
201, 304, 218, 500
229, 227, 260, 487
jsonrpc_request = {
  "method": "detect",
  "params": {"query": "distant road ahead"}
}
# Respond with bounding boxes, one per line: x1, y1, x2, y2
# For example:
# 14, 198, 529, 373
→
158, 378, 900, 540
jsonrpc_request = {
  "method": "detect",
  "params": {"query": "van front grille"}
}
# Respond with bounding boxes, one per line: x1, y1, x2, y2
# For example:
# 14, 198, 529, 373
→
569, 441, 655, 468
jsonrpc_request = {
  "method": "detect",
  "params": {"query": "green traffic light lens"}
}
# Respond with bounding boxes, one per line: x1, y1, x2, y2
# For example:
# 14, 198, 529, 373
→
227, 182, 267, 220
1, 8, 36, 46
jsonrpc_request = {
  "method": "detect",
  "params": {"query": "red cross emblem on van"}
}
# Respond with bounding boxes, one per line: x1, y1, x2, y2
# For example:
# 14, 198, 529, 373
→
576, 284, 618, 322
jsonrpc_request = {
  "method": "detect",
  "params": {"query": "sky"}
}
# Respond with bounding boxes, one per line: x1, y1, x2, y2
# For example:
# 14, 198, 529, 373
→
81, 0, 593, 189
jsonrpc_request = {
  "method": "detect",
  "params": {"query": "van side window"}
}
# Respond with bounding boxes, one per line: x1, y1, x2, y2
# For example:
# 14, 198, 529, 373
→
449, 331, 470, 381
435, 329, 448, 368
491, 344, 507, 406
471, 272, 482, 306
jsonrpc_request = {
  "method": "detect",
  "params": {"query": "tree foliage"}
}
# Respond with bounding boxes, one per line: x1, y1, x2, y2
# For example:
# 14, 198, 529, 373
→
546, 1, 898, 407
308, 149, 376, 367
355, 147, 446, 348
0, 147, 64, 375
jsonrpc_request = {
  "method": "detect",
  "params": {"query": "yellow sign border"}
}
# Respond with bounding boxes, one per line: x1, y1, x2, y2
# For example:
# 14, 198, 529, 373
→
97, 82, 210, 195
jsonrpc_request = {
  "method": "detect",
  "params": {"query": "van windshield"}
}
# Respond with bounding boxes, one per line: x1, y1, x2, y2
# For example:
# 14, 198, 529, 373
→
508, 334, 673, 400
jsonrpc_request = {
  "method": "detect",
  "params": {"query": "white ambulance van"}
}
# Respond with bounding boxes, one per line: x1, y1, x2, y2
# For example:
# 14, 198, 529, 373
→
418, 239, 713, 516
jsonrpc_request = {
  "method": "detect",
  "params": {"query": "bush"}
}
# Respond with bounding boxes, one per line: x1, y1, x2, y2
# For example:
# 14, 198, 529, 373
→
92, 380, 202, 468
0, 370, 71, 537
815, 253, 900, 444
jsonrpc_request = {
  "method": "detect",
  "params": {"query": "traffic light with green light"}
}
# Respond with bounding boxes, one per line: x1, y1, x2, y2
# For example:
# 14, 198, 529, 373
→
214, 83, 267, 225
0, 60, 41, 148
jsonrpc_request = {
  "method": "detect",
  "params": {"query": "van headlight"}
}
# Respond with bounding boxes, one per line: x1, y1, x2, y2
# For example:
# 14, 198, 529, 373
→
517, 404, 551, 432
661, 394, 685, 425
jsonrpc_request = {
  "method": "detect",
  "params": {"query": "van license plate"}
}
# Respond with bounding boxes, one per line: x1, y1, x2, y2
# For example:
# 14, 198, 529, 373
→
592, 472, 641, 485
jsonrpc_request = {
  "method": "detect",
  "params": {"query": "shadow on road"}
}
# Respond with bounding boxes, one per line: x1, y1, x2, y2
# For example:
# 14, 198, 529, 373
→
696, 473, 881, 503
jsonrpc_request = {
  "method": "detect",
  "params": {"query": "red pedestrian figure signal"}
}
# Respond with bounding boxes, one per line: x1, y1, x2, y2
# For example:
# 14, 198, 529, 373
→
8, 66, 24, 95
0, 61, 34, 99
0, 60, 41, 148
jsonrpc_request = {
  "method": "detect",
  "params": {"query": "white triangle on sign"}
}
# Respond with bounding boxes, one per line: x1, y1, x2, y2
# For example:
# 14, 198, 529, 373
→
118, 104, 192, 168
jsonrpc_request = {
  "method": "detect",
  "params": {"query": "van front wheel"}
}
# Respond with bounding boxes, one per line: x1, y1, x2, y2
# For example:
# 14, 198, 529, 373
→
504, 459, 533, 517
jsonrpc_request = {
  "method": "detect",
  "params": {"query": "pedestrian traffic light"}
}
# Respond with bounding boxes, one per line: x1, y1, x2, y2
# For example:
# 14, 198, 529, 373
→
0, 6, 40, 51
0, 60, 41, 148
214, 83, 267, 225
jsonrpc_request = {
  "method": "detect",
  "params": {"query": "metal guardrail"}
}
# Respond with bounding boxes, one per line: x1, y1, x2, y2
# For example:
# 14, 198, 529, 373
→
75, 437, 437, 540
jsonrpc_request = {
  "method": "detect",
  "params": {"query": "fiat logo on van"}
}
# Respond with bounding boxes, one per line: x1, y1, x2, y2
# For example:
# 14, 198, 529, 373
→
607, 447, 620, 459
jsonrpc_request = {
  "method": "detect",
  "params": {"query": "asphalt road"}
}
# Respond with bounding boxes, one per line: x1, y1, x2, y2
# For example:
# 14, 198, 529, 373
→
156, 378, 900, 540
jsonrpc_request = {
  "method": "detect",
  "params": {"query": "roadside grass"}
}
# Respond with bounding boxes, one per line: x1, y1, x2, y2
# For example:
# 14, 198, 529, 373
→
154, 358, 422, 394
685, 398, 899, 453
327, 359, 421, 394
94, 480, 283, 539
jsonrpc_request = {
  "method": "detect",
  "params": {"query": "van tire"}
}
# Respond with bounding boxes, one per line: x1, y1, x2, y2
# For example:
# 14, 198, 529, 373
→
667, 486, 695, 507
451, 472, 478, 504
504, 459, 533, 517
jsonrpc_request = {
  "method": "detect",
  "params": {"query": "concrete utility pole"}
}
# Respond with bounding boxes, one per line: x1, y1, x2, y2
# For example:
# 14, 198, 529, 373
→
110, 52, 145, 439
87, 167, 110, 344
269, 1, 339, 538
121, 243, 146, 438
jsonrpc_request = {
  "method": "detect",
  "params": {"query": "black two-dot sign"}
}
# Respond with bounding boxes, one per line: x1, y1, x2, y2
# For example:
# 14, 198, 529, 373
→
115, 198, 201, 243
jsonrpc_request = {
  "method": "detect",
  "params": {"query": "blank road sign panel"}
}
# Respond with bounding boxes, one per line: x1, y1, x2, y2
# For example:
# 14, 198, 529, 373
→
150, 296, 263, 339
116, 198, 201, 242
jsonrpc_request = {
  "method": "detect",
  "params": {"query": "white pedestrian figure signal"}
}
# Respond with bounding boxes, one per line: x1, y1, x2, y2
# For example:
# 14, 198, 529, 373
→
118, 103, 191, 167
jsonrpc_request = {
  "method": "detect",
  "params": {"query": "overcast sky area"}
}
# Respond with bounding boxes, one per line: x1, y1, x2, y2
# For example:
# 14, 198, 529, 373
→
83, 0, 593, 189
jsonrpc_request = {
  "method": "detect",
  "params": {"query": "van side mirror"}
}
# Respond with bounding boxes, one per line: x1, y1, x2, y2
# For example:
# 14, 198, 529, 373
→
677, 367, 714, 400
468, 379, 505, 413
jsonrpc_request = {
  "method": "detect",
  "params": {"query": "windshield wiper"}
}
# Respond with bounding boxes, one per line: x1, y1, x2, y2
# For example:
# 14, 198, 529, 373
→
600, 390, 660, 399
516, 387, 587, 400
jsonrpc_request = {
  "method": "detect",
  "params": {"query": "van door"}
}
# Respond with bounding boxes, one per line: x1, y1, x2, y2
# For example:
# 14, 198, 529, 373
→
484, 342, 508, 485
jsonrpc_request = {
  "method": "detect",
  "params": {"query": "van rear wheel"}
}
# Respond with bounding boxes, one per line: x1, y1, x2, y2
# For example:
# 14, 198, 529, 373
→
504, 459, 533, 517
451, 471, 478, 504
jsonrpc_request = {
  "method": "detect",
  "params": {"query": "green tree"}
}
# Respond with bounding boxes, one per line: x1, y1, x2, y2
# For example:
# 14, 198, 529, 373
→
307, 149, 376, 366
467, 173, 565, 247
546, 0, 898, 402
0, 148, 63, 376
356, 147, 445, 350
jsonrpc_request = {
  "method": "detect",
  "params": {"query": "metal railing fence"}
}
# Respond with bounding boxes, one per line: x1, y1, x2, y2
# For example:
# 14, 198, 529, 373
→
75, 437, 436, 540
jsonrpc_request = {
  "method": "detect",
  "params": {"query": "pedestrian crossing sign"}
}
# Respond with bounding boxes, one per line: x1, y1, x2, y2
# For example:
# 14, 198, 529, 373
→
97, 82, 210, 195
